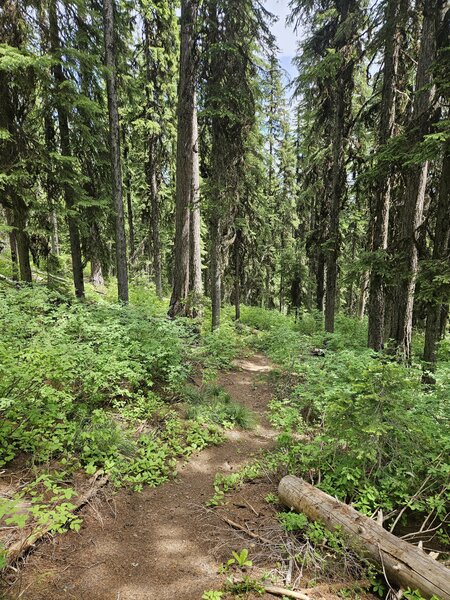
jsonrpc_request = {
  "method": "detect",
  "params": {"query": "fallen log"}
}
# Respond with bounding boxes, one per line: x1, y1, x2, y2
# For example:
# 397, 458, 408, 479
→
0, 273, 19, 287
278, 476, 450, 600
263, 585, 311, 599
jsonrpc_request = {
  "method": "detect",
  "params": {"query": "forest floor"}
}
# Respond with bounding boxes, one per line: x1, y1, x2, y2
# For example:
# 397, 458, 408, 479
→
3, 353, 377, 600
3, 354, 281, 599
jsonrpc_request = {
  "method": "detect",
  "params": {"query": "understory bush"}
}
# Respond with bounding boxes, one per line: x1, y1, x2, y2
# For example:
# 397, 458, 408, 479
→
0, 285, 227, 493
244, 305, 450, 545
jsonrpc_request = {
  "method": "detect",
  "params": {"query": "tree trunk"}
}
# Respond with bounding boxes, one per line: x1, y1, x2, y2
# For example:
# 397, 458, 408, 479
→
316, 253, 325, 313
0, 6, 32, 284
234, 228, 241, 321
368, 0, 404, 350
6, 211, 19, 281
122, 129, 135, 259
210, 216, 221, 330
89, 223, 104, 287
103, 0, 129, 304
392, 1, 442, 361
168, 0, 198, 317
279, 476, 450, 600
49, 0, 84, 298
189, 97, 203, 314
324, 0, 357, 333
12, 196, 32, 283
149, 160, 162, 297
357, 271, 369, 320
423, 151, 450, 365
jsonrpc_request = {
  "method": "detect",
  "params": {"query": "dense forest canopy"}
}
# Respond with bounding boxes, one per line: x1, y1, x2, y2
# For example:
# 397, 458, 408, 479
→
1, 0, 449, 368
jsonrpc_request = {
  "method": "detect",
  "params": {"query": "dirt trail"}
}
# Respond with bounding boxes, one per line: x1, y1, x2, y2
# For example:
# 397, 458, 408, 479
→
8, 354, 278, 600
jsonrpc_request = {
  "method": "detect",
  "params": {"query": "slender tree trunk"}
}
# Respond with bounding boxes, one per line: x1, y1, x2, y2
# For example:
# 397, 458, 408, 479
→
324, 1, 356, 333
148, 156, 163, 297
14, 210, 32, 282
122, 129, 135, 259
0, 6, 32, 284
368, 0, 404, 350
89, 223, 104, 287
6, 209, 19, 281
168, 0, 198, 317
423, 151, 450, 365
210, 216, 221, 330
357, 271, 369, 320
103, 0, 129, 304
49, 0, 84, 298
392, 1, 442, 360
143, 17, 163, 299
50, 208, 59, 255
6, 207, 26, 282
234, 228, 241, 321
189, 97, 203, 312
316, 252, 325, 312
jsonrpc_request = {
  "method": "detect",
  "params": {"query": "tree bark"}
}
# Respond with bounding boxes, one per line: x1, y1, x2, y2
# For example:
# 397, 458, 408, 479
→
324, 0, 357, 333
392, 1, 443, 361
168, 0, 198, 317
9, 199, 32, 282
423, 151, 450, 365
279, 476, 450, 600
122, 128, 135, 259
6, 210, 19, 281
234, 228, 242, 321
357, 271, 369, 320
189, 97, 203, 313
210, 216, 221, 330
89, 223, 104, 287
103, 0, 129, 304
368, 0, 404, 350
316, 253, 325, 313
49, 0, 84, 298
0, 4, 32, 284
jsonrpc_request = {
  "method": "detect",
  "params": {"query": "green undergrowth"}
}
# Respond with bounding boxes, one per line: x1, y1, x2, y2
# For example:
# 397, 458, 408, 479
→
234, 306, 450, 551
0, 283, 248, 562
183, 383, 256, 430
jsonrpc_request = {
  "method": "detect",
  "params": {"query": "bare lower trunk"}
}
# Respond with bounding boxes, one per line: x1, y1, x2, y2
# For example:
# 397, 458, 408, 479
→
90, 258, 104, 286
423, 151, 450, 365
368, 0, 404, 350
189, 98, 202, 314
392, 1, 442, 360
5, 208, 19, 281
168, 0, 198, 317
150, 167, 162, 297
104, 0, 128, 303
122, 130, 135, 259
324, 1, 356, 333
357, 271, 369, 320
210, 217, 221, 330
316, 253, 325, 313
11, 197, 32, 283
234, 228, 241, 321
50, 208, 59, 255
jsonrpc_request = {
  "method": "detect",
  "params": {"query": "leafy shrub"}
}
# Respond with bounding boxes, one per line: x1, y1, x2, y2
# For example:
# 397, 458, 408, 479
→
0, 286, 189, 468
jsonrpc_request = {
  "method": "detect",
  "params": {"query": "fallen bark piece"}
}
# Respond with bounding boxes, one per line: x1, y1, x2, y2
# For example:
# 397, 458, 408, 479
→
278, 475, 450, 600
6, 474, 108, 566
263, 584, 311, 599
